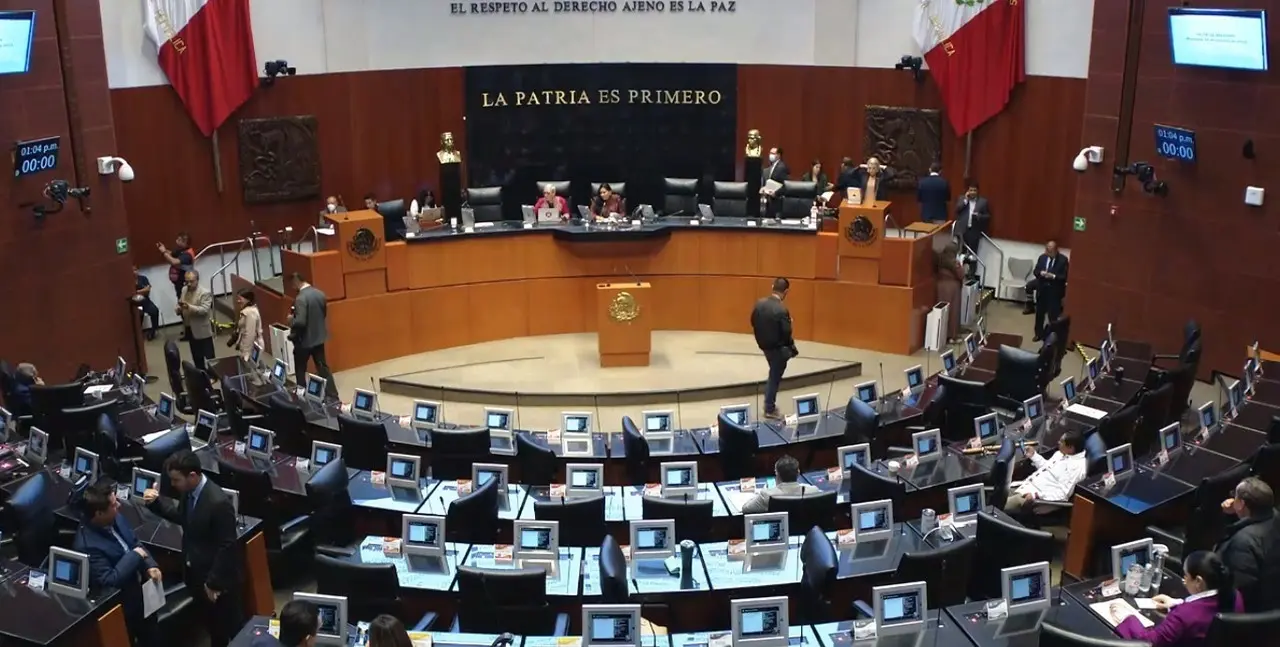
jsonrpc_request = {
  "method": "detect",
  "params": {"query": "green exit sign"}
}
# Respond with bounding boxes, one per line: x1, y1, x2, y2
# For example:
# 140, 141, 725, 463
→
1072, 217, 1086, 232
115, 237, 129, 254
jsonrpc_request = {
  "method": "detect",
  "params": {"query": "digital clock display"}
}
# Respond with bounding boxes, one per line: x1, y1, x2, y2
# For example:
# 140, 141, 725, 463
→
1154, 125, 1196, 162
13, 135, 60, 177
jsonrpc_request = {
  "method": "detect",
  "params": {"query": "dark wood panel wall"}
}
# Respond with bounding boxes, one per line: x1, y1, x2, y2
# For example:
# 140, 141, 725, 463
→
0, 0, 136, 378
1071, 0, 1280, 379
112, 66, 1085, 262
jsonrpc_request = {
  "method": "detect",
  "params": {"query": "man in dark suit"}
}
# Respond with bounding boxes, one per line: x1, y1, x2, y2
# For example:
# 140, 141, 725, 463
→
953, 181, 991, 253
142, 451, 242, 647
74, 481, 163, 647
289, 271, 339, 399
760, 146, 789, 217
916, 163, 950, 223
1031, 239, 1068, 342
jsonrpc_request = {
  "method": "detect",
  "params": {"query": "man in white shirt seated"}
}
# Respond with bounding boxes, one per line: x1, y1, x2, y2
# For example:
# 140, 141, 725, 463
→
741, 455, 821, 514
1004, 428, 1088, 515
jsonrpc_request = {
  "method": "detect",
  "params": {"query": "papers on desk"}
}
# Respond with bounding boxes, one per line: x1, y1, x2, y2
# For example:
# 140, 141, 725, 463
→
1090, 599, 1153, 628
1134, 597, 1160, 610
142, 579, 166, 618
725, 489, 755, 510
315, 227, 335, 236
406, 633, 433, 647
140, 428, 171, 444
820, 191, 835, 203
83, 384, 112, 396
1067, 403, 1108, 419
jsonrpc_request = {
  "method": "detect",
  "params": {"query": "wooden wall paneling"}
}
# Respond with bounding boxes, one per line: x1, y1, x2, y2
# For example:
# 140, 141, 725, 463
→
814, 232, 838, 280
757, 235, 817, 281
696, 276, 764, 334
408, 285, 471, 353
385, 241, 409, 291
467, 281, 531, 344
645, 276, 702, 333
697, 230, 761, 277
326, 290, 413, 369
782, 278, 815, 343
526, 278, 589, 338
343, 269, 387, 299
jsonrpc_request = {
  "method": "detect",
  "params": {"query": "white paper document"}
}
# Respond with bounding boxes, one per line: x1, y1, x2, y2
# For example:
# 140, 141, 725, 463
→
763, 179, 783, 194
1066, 404, 1108, 419
140, 429, 170, 444
142, 579, 166, 618
726, 490, 755, 511
1090, 599, 1152, 628
83, 385, 112, 396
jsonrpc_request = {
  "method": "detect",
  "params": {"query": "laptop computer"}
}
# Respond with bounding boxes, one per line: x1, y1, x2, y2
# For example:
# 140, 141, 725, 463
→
537, 207, 560, 223
577, 205, 591, 220
521, 205, 536, 225
461, 208, 476, 228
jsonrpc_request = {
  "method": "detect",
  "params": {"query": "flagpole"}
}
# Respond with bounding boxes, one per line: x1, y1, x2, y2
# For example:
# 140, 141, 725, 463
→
211, 127, 224, 194
963, 131, 974, 180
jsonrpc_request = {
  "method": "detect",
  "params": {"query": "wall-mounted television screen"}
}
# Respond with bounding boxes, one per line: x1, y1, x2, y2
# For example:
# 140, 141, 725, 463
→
0, 11, 36, 75
1169, 8, 1268, 71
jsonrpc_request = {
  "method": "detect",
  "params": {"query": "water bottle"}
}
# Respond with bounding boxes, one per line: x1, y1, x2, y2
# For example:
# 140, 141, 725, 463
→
679, 540, 695, 588
1139, 563, 1154, 594
1151, 552, 1165, 591
1124, 563, 1143, 595
920, 508, 937, 534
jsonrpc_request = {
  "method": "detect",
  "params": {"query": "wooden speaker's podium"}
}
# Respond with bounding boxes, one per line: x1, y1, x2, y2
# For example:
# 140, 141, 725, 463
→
597, 282, 651, 367
281, 209, 390, 304
836, 199, 943, 287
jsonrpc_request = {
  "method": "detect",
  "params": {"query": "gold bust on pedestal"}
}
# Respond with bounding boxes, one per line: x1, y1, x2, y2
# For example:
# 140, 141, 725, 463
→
437, 132, 462, 164
745, 129, 762, 158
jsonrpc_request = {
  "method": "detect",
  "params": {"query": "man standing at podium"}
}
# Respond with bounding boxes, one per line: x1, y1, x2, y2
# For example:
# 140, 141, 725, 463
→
752, 278, 798, 421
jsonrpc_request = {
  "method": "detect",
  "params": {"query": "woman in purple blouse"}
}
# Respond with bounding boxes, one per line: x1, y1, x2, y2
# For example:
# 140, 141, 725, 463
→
1112, 551, 1243, 647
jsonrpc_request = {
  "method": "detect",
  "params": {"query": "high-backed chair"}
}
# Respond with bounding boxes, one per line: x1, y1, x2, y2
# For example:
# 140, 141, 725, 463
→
215, 458, 311, 583
662, 178, 699, 215
717, 412, 759, 479
936, 375, 990, 442
1132, 382, 1174, 458
181, 360, 221, 415
1096, 404, 1141, 453
1147, 320, 1202, 381
712, 182, 748, 218
768, 490, 838, 533
968, 511, 1056, 600
313, 554, 435, 629
305, 458, 360, 557
780, 181, 817, 218
454, 566, 569, 635
1251, 443, 1280, 493
467, 187, 504, 222
446, 476, 500, 544
622, 416, 651, 483
515, 433, 557, 486
0, 472, 65, 566
589, 182, 626, 198
843, 397, 879, 446
846, 461, 905, 510
894, 536, 978, 609
59, 399, 120, 459
641, 496, 713, 543
534, 496, 606, 547
431, 428, 492, 480
1039, 621, 1152, 646
984, 436, 1017, 510
221, 379, 264, 439
990, 345, 1043, 410
598, 535, 630, 603
162, 341, 187, 412
797, 526, 838, 624
534, 180, 572, 213
265, 394, 309, 458
375, 199, 408, 242
337, 414, 388, 472
1207, 609, 1280, 644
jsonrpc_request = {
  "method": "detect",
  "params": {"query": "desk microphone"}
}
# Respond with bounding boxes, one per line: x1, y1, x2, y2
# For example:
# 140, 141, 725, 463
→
879, 363, 887, 400
490, 633, 515, 647
936, 557, 948, 627
623, 264, 640, 285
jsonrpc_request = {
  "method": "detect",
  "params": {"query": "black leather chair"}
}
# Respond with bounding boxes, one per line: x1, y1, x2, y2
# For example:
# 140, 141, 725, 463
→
640, 496, 713, 543
1146, 321, 1202, 385
215, 458, 311, 585
843, 397, 879, 446
1147, 461, 1252, 569
221, 379, 264, 440
1251, 443, 1280, 493
984, 436, 1017, 510
467, 187, 504, 222
1040, 621, 1151, 646
515, 433, 557, 486
431, 428, 492, 480
305, 458, 360, 557
140, 427, 193, 473
622, 416, 651, 483
768, 490, 838, 533
717, 412, 759, 479
896, 535, 978, 609
314, 553, 436, 629
447, 476, 500, 544
0, 472, 68, 566
265, 394, 309, 458
598, 535, 630, 603
181, 360, 221, 415
534, 496, 607, 547
968, 511, 1056, 600
662, 178, 699, 215
1096, 404, 1141, 453
712, 182, 748, 217
0, 360, 19, 414
797, 526, 838, 624
1132, 382, 1174, 458
59, 399, 120, 459
453, 566, 570, 635
590, 182, 626, 198
991, 345, 1043, 410
1207, 609, 1280, 644
376, 199, 408, 242
338, 414, 388, 472
534, 180, 572, 213
846, 461, 905, 509
936, 375, 991, 442
162, 341, 188, 412
780, 181, 817, 219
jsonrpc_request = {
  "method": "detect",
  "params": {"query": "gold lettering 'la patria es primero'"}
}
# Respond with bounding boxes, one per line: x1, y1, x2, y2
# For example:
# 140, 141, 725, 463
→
481, 88, 723, 107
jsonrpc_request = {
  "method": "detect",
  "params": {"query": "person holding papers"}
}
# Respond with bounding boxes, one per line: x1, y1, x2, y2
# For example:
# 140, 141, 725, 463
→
759, 146, 790, 217
741, 455, 820, 514
589, 183, 626, 221
534, 183, 569, 220
1030, 239, 1069, 342
74, 481, 163, 647
1003, 429, 1087, 515
1112, 551, 1243, 646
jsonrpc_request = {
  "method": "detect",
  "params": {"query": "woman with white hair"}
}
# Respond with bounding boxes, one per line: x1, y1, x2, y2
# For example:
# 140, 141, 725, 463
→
534, 183, 569, 220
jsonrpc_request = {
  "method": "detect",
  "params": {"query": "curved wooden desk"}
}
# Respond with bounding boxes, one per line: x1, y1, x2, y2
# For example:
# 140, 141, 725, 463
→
240, 217, 942, 372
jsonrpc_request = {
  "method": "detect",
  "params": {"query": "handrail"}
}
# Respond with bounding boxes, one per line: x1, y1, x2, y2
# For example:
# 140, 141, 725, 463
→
193, 239, 252, 261
883, 212, 899, 234
979, 232, 1006, 297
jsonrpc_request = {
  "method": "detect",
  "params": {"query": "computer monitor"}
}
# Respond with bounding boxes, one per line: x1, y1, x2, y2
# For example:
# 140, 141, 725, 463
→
851, 499, 893, 541
1085, 357, 1101, 385
46, 547, 90, 598
566, 463, 604, 498
513, 520, 559, 561
854, 380, 879, 404
412, 400, 441, 430
743, 512, 788, 554
27, 426, 48, 463
1158, 423, 1181, 457
1023, 395, 1044, 424
629, 519, 676, 560
270, 358, 288, 386
582, 604, 641, 647
792, 393, 820, 424
660, 461, 698, 499
641, 410, 674, 455
940, 350, 957, 376
472, 463, 509, 496
114, 356, 127, 385
71, 447, 99, 484
1252, 341, 1262, 371
292, 592, 348, 646
194, 409, 217, 443
563, 411, 593, 434
1228, 380, 1244, 416
904, 365, 925, 395
963, 334, 978, 363
310, 440, 342, 469
731, 597, 789, 647
485, 407, 513, 431
1110, 538, 1153, 581
386, 453, 420, 489
1061, 377, 1078, 404
304, 373, 327, 403
155, 392, 176, 421
837, 444, 870, 472
131, 373, 146, 397
132, 467, 160, 498
246, 426, 275, 460
1002, 562, 1051, 612
0, 405, 11, 434
1106, 443, 1134, 479
643, 410, 673, 432
720, 404, 750, 426
1245, 359, 1257, 394
351, 388, 378, 418
1099, 340, 1112, 369
974, 413, 1000, 443
947, 484, 985, 522
873, 581, 927, 636
250, 341, 262, 366
1198, 401, 1218, 433
911, 428, 942, 458
401, 514, 445, 557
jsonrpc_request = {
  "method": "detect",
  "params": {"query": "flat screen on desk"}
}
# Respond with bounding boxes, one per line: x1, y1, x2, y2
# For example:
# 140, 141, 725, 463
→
1229, 381, 1244, 411
197, 409, 217, 431
646, 413, 670, 432
1063, 378, 1077, 402
953, 490, 981, 515
569, 468, 600, 488
133, 472, 157, 496
415, 402, 438, 424
520, 527, 552, 550
1087, 358, 1100, 381
1119, 546, 1149, 575
590, 614, 636, 644
795, 397, 818, 417
941, 351, 956, 373
843, 448, 867, 470
248, 429, 270, 452
305, 376, 325, 398
316, 603, 340, 635
29, 428, 46, 455
881, 591, 922, 624
1110, 451, 1131, 475
314, 444, 336, 466
73, 451, 95, 477
723, 407, 748, 426
1009, 571, 1045, 604
856, 382, 877, 403
1169, 8, 1268, 71
1024, 396, 1043, 420
857, 507, 888, 532
906, 367, 923, 389
407, 521, 439, 546
565, 415, 589, 433
636, 527, 668, 550
389, 457, 415, 480
1200, 402, 1217, 429
976, 414, 999, 441
250, 343, 261, 363
476, 468, 504, 489
486, 410, 509, 430
0, 12, 36, 76
353, 391, 375, 413
271, 360, 287, 383
915, 434, 938, 455
52, 555, 83, 588
665, 466, 693, 486
1161, 424, 1180, 451
739, 607, 782, 637
750, 518, 783, 543
156, 394, 174, 419
965, 335, 978, 357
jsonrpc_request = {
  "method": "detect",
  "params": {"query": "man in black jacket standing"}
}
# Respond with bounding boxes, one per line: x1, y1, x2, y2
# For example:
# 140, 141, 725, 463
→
1218, 477, 1276, 611
751, 278, 798, 421
142, 451, 243, 647
1031, 240, 1069, 342
916, 163, 950, 223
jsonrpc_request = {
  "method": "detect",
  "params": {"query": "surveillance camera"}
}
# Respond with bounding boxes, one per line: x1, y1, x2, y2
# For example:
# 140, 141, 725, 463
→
118, 161, 135, 182
96, 156, 134, 181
